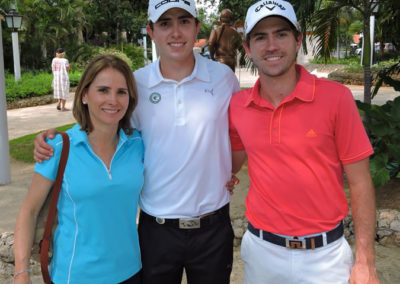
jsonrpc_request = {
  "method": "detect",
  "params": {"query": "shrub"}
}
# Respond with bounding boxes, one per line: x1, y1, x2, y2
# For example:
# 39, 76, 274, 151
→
6, 73, 53, 102
121, 44, 145, 71
5, 71, 81, 102
91, 47, 133, 69
357, 97, 400, 188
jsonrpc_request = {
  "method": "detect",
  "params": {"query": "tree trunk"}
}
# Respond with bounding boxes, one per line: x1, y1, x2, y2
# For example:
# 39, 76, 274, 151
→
363, 65, 372, 105
362, 0, 372, 105
337, 33, 340, 59
116, 22, 121, 46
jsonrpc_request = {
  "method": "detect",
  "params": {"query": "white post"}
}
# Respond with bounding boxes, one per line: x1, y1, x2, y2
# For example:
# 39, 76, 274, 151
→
370, 15, 375, 66
0, 22, 11, 185
360, 33, 364, 66
143, 35, 147, 63
11, 31, 21, 82
152, 40, 157, 62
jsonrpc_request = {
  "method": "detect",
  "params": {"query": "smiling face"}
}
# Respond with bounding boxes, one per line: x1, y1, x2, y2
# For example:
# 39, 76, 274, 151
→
244, 16, 302, 79
82, 67, 130, 131
147, 8, 200, 65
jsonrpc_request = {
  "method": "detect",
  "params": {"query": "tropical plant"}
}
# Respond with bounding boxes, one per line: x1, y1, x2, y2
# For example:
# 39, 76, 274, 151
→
356, 97, 400, 187
296, 0, 400, 105
0, 0, 149, 71
373, 62, 400, 99
17, 0, 90, 68
197, 7, 218, 39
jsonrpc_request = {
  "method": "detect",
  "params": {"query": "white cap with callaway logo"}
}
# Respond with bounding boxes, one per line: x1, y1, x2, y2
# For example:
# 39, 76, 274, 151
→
244, 0, 299, 37
148, 0, 197, 23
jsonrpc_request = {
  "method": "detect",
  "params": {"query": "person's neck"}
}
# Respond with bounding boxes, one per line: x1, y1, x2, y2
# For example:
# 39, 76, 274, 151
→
87, 125, 120, 168
159, 53, 196, 82
259, 64, 299, 108
88, 125, 119, 149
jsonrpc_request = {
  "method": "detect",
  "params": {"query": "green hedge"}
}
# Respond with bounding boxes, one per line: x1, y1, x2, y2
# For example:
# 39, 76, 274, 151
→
5, 71, 81, 102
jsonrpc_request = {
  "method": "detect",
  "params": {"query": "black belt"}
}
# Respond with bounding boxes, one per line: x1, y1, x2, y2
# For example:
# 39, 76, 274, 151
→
140, 203, 230, 229
248, 221, 344, 250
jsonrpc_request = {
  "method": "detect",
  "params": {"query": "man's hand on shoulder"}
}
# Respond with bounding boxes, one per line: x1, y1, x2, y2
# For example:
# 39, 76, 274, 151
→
33, 129, 57, 163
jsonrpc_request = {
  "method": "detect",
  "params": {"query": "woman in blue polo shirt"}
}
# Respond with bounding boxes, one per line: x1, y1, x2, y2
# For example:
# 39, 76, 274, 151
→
14, 55, 143, 284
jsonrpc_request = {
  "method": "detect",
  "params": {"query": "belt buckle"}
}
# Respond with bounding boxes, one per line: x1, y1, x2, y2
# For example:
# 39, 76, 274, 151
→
285, 238, 306, 249
179, 218, 201, 229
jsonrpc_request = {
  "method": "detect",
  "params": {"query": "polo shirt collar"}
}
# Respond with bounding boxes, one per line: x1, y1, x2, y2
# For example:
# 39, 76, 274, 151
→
245, 65, 315, 108
147, 52, 210, 88
71, 123, 129, 147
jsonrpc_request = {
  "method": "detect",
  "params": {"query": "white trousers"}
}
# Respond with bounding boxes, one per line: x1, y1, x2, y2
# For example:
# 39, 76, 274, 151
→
241, 230, 353, 284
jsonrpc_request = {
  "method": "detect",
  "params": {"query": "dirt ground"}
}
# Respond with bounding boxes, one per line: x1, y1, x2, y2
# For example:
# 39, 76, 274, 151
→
375, 179, 400, 211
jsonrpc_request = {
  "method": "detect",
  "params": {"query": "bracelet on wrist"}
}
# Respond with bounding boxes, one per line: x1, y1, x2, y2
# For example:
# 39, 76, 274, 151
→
13, 269, 30, 279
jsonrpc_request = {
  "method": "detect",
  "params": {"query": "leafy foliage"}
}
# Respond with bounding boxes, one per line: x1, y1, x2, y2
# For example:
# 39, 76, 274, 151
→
0, 0, 148, 71
373, 62, 400, 99
357, 97, 400, 187
5, 71, 81, 102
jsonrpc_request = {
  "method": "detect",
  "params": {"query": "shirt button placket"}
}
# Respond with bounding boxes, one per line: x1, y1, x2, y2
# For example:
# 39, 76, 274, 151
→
175, 84, 185, 125
271, 108, 281, 144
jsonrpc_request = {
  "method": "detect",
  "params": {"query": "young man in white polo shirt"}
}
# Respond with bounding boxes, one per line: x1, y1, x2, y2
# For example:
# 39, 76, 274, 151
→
133, 0, 239, 283
34, 0, 239, 283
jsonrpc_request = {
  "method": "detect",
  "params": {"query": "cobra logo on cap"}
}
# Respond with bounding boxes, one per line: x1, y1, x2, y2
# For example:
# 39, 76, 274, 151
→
155, 0, 191, 9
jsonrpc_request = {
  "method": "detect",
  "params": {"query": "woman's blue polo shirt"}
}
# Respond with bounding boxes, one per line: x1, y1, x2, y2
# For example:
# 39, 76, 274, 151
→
34, 124, 144, 284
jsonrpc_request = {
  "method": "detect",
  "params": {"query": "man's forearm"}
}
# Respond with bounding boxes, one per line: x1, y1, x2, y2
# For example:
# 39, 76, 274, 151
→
350, 181, 376, 264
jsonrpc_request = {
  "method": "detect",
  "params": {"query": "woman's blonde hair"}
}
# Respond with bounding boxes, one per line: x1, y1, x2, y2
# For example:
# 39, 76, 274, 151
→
72, 54, 138, 135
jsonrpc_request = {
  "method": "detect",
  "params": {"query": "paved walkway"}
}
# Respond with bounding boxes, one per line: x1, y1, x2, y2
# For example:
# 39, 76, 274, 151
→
6, 96, 75, 140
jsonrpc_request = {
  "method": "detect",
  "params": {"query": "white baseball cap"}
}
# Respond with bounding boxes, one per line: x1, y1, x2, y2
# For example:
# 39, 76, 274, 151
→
244, 0, 299, 37
148, 0, 197, 23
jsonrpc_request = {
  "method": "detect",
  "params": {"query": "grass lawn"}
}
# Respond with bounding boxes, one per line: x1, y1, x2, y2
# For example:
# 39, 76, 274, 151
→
9, 124, 75, 164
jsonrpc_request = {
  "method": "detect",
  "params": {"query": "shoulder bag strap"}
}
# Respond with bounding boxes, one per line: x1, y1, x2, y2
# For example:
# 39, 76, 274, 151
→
40, 131, 70, 284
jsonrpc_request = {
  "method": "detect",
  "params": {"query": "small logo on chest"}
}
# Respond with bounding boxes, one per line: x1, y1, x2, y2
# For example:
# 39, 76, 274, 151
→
306, 129, 317, 138
204, 88, 214, 96
149, 92, 161, 104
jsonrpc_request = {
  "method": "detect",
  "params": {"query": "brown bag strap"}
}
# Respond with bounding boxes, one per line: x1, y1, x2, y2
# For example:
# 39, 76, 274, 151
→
40, 131, 70, 284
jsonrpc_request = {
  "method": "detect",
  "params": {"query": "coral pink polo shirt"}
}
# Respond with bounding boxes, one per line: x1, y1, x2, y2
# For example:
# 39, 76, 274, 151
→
229, 65, 373, 236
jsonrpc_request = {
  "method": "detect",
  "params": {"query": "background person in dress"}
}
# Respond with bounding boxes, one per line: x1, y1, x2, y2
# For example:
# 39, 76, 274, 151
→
52, 48, 70, 111
14, 55, 144, 284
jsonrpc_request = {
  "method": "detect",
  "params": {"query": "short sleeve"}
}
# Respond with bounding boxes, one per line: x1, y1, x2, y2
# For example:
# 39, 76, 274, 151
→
34, 134, 64, 181
334, 87, 374, 164
130, 110, 140, 131
229, 104, 245, 151
132, 130, 144, 160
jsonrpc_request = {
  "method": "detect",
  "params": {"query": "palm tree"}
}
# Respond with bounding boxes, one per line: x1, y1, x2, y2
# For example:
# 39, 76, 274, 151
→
292, 0, 384, 105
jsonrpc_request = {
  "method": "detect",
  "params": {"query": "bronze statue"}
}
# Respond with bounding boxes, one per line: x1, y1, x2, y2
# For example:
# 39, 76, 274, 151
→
208, 9, 242, 72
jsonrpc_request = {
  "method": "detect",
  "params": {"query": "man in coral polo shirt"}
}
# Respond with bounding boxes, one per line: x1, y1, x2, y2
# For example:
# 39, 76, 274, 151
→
229, 1, 379, 283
